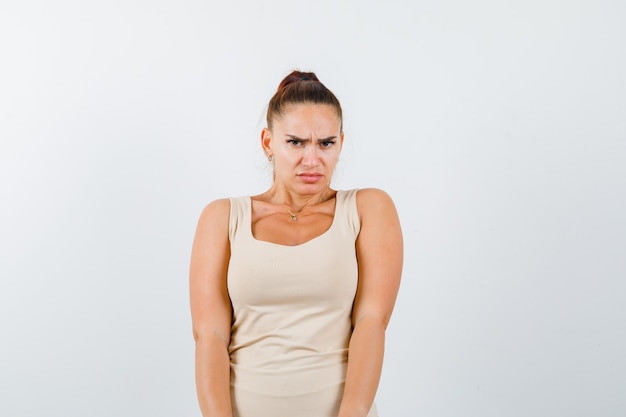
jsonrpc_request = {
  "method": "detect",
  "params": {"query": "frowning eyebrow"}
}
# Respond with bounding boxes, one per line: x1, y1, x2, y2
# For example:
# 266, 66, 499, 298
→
286, 134, 337, 142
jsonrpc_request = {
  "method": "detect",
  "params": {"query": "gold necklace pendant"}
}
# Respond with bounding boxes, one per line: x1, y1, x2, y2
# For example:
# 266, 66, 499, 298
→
287, 210, 298, 221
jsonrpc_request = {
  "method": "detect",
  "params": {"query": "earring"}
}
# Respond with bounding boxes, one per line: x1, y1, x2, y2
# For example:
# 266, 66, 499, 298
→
267, 153, 273, 162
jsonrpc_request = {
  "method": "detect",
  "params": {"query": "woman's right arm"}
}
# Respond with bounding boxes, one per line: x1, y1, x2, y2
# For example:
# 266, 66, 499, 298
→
189, 199, 233, 417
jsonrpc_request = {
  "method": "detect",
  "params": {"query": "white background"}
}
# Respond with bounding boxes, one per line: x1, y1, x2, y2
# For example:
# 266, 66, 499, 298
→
1, 1, 625, 416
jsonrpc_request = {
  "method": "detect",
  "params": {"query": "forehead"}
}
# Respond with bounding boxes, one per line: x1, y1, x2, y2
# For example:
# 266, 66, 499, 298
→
273, 104, 341, 133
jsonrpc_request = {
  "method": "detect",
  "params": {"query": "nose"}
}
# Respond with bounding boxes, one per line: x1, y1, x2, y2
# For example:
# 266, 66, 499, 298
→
301, 144, 320, 168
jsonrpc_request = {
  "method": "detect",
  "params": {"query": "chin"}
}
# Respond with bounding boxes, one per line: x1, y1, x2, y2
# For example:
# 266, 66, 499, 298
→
296, 182, 328, 194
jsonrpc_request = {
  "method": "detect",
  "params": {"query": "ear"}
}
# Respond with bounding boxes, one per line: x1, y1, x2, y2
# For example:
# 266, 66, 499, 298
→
339, 131, 345, 150
261, 128, 272, 154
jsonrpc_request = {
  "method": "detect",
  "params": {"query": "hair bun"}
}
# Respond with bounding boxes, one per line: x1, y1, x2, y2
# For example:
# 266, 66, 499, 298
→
277, 70, 320, 92
267, 69, 342, 129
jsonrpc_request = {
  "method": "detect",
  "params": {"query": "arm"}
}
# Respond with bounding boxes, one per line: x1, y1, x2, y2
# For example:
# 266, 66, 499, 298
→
189, 199, 233, 417
338, 189, 403, 417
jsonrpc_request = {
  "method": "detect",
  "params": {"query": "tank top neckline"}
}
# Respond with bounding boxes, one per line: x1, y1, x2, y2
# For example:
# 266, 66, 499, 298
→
246, 190, 343, 248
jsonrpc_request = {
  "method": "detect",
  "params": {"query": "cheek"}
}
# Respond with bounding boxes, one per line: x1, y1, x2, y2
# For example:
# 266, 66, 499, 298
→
273, 157, 297, 174
324, 149, 341, 161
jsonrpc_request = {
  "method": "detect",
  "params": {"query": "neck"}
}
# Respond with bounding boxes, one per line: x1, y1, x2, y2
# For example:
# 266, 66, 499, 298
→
266, 185, 332, 212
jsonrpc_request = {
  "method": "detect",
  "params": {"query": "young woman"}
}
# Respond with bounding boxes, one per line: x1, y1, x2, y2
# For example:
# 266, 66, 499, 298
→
190, 71, 403, 417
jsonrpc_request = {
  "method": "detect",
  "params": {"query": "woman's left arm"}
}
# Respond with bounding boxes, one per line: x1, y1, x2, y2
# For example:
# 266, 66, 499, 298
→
338, 188, 403, 417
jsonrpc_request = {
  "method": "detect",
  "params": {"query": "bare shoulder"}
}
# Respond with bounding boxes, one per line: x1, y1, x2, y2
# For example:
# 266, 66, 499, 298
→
356, 187, 394, 203
191, 198, 231, 256
355, 188, 399, 221
200, 198, 230, 217
196, 198, 231, 231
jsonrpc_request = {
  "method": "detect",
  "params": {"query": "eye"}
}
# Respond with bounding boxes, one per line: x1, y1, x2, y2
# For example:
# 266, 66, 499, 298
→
320, 140, 335, 148
286, 139, 303, 146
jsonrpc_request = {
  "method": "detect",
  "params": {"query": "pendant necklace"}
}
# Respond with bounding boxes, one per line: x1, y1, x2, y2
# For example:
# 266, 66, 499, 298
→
284, 189, 328, 222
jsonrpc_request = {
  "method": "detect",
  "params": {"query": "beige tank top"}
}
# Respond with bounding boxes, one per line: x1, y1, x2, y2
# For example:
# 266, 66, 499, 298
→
227, 189, 378, 417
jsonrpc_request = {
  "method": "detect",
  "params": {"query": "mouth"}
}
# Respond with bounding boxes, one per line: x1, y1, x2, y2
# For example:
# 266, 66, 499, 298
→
297, 172, 323, 183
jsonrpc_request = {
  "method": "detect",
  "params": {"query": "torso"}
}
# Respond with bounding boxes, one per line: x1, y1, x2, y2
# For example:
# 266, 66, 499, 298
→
226, 189, 368, 417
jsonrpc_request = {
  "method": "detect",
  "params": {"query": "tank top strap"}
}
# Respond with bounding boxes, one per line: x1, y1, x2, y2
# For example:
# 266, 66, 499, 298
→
335, 189, 361, 238
228, 196, 250, 243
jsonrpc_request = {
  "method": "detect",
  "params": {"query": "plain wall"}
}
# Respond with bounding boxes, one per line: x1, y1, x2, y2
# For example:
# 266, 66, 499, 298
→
1, 1, 625, 416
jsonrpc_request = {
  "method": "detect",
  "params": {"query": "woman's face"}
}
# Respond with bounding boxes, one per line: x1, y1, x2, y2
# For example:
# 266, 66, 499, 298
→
262, 103, 343, 195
